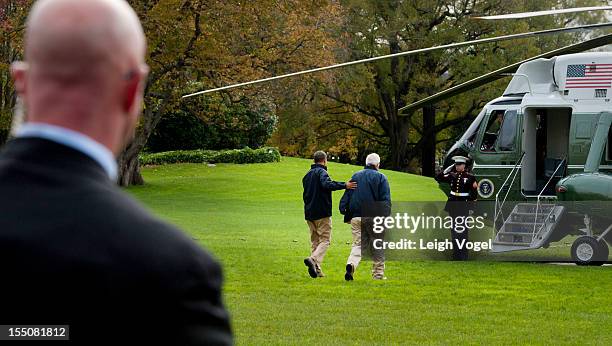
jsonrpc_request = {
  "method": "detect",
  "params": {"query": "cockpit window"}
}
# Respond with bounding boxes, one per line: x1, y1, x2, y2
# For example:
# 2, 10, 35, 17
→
458, 108, 486, 149
498, 110, 517, 151
481, 110, 505, 152
479, 109, 517, 152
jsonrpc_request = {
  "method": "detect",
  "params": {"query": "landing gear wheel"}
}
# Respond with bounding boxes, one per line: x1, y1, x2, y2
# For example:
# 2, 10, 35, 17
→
571, 236, 608, 266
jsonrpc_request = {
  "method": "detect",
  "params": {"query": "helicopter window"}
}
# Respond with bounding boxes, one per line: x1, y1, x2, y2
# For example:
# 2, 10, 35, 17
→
458, 108, 486, 149
480, 110, 505, 152
498, 110, 517, 151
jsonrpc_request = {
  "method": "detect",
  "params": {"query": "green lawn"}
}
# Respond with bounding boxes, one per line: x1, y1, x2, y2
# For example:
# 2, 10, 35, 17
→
127, 157, 611, 345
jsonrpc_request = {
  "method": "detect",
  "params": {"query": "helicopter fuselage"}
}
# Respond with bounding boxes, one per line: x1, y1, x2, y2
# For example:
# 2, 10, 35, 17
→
442, 52, 612, 203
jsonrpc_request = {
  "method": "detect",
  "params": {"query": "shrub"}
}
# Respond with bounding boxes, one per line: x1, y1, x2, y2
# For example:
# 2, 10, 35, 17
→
145, 112, 210, 152
146, 99, 277, 152
140, 147, 281, 166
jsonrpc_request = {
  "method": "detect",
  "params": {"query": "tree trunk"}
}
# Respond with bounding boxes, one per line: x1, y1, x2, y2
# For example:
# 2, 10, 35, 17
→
116, 89, 173, 186
117, 138, 145, 186
387, 118, 410, 171
421, 105, 436, 177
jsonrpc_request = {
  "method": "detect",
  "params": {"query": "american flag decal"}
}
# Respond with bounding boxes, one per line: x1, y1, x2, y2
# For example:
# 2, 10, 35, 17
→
566, 63, 612, 89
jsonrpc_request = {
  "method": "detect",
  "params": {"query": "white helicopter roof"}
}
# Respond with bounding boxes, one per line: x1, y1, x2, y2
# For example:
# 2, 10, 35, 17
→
504, 52, 612, 106
503, 58, 556, 95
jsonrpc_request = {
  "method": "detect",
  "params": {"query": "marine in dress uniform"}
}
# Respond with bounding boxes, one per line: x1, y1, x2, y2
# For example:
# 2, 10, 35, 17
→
435, 156, 478, 260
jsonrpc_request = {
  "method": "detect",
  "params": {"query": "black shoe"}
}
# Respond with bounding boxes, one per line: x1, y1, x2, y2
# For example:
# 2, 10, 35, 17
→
304, 258, 318, 278
344, 263, 354, 281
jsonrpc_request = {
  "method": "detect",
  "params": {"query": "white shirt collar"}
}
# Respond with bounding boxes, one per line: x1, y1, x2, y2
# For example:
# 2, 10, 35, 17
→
14, 123, 118, 181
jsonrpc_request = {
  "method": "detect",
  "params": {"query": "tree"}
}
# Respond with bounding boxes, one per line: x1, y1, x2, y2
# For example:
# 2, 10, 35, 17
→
0, 0, 343, 185
307, 0, 606, 173
116, 0, 203, 185
0, 0, 30, 142
119, 0, 342, 185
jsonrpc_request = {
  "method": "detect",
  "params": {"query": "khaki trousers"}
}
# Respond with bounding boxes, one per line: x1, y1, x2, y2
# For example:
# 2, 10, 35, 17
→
306, 217, 332, 269
347, 217, 385, 278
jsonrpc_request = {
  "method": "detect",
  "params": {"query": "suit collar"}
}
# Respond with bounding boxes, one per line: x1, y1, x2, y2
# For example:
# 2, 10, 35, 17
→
14, 123, 117, 180
1, 137, 113, 184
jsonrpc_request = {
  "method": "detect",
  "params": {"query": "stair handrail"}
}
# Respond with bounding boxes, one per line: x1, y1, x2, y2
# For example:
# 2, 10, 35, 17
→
494, 152, 525, 232
533, 205, 557, 242
532, 157, 566, 239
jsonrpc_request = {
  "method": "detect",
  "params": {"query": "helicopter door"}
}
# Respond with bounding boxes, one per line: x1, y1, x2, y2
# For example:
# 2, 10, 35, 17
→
521, 108, 571, 196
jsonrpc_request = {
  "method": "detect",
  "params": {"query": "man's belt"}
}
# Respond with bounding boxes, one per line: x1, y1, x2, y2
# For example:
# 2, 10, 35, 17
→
450, 191, 470, 197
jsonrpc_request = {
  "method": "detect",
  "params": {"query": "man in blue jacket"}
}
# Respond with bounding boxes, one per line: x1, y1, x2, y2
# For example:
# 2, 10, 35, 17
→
343, 153, 391, 281
303, 151, 356, 278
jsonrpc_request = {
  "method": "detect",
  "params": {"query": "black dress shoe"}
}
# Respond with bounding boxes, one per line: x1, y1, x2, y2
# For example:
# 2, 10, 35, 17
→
304, 258, 318, 278
344, 263, 355, 281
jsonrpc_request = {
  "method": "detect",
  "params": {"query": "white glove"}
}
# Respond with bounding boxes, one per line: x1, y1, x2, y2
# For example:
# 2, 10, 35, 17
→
443, 165, 453, 174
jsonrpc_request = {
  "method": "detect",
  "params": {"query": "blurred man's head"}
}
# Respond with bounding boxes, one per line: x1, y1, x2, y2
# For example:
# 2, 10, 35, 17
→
313, 151, 327, 166
365, 153, 380, 170
455, 163, 466, 172
11, 0, 149, 155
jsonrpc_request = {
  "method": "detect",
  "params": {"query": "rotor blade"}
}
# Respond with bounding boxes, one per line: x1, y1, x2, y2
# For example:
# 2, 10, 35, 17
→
474, 6, 612, 20
397, 33, 612, 113
182, 22, 612, 98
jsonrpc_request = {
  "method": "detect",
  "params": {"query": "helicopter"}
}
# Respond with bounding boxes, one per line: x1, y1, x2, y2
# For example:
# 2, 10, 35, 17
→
432, 50, 612, 265
182, 6, 612, 265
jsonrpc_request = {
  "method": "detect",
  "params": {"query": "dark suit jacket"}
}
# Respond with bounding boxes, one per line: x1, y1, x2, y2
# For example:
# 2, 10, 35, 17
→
0, 138, 232, 345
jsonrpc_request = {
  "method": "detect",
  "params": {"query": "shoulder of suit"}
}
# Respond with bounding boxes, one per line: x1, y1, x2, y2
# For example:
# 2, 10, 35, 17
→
107, 201, 222, 282
90, 189, 217, 260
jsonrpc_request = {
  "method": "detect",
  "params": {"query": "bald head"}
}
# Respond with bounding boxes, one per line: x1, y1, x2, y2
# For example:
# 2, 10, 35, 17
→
26, 0, 145, 80
12, 0, 149, 155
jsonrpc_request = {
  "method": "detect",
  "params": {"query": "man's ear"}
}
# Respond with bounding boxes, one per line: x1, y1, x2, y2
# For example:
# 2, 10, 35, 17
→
124, 66, 149, 115
10, 62, 28, 97
123, 73, 141, 113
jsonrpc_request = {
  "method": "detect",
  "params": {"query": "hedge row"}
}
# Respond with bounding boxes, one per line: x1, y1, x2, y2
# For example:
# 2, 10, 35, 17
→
139, 147, 281, 165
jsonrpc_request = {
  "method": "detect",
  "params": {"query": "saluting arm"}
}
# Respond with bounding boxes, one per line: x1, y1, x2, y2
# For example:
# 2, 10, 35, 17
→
435, 165, 453, 183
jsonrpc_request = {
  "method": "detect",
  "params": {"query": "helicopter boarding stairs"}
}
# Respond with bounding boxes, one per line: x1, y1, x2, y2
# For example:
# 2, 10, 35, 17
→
492, 153, 566, 253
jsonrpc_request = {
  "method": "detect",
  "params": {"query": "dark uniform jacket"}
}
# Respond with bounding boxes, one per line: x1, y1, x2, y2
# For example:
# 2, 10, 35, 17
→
435, 169, 477, 213
341, 165, 391, 219
0, 138, 232, 345
302, 163, 346, 221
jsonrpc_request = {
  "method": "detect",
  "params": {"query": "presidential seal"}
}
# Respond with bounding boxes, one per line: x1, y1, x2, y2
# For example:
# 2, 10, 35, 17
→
478, 178, 494, 198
